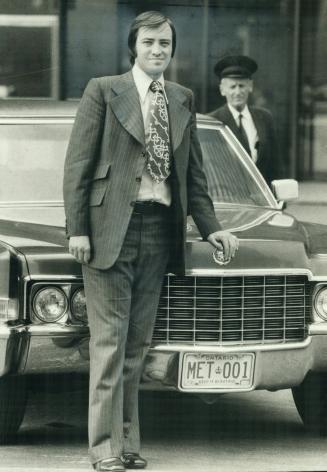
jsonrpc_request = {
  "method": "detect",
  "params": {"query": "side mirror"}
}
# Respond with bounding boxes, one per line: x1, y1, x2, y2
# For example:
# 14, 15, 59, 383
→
271, 179, 299, 208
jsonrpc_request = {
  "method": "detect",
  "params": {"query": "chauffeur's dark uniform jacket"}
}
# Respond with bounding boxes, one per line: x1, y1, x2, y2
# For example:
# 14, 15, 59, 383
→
209, 104, 282, 183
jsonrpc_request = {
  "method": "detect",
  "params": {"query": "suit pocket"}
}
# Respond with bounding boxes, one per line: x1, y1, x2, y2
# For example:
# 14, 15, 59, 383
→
89, 163, 111, 206
89, 186, 107, 206
93, 163, 111, 180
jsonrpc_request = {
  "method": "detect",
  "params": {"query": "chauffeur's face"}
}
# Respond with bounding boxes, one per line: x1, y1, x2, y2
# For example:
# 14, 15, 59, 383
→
134, 22, 173, 80
220, 78, 253, 112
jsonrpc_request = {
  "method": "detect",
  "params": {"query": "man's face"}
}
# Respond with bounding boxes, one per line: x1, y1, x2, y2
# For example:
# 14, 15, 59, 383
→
134, 22, 173, 79
219, 78, 253, 111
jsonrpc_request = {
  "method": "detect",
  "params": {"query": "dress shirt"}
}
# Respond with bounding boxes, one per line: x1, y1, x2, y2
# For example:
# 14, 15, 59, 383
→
228, 104, 259, 163
132, 63, 171, 206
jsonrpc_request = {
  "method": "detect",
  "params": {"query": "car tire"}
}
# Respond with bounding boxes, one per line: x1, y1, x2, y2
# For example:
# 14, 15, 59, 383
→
0, 375, 28, 443
292, 372, 327, 435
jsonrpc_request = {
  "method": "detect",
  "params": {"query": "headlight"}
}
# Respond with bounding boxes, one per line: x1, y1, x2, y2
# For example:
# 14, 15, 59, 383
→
314, 286, 327, 321
33, 287, 68, 322
71, 288, 87, 323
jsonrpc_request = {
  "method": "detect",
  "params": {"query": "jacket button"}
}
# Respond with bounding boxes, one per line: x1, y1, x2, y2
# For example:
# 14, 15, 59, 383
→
136, 177, 141, 182
130, 201, 135, 207
141, 152, 146, 158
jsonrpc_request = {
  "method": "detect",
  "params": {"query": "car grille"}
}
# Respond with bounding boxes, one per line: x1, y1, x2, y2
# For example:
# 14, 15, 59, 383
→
152, 274, 311, 345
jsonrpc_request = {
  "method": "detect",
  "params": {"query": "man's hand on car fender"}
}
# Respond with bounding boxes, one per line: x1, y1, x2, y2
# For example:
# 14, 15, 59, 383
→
69, 236, 91, 264
207, 231, 239, 261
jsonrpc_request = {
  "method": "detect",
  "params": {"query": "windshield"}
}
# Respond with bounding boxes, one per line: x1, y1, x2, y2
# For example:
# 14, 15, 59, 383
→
198, 125, 274, 207
0, 121, 274, 207
0, 123, 71, 202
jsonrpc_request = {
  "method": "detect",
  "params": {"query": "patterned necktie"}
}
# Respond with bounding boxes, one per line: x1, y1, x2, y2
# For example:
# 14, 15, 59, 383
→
146, 81, 170, 183
238, 113, 252, 157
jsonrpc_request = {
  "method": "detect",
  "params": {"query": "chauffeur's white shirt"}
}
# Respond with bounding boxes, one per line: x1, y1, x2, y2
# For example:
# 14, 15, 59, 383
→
132, 63, 172, 206
228, 104, 259, 163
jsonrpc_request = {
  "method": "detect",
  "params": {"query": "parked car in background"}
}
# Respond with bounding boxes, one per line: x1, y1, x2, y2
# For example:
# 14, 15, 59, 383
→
1, 100, 327, 443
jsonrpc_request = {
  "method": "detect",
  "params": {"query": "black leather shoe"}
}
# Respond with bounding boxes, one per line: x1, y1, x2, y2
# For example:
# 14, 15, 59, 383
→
94, 457, 126, 472
121, 453, 147, 469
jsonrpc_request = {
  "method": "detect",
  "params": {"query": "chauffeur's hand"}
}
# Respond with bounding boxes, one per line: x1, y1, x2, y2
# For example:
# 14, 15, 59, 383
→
207, 231, 239, 261
69, 236, 91, 264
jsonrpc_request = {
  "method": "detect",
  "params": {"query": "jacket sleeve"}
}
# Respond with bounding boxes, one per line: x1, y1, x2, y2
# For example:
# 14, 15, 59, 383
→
63, 78, 106, 237
187, 92, 222, 238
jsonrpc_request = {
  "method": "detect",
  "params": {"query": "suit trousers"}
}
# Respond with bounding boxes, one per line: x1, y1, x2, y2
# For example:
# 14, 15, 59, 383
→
82, 204, 172, 464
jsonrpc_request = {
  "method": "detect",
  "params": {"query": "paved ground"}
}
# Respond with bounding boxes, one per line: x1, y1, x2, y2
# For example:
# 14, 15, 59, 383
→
2, 386, 327, 472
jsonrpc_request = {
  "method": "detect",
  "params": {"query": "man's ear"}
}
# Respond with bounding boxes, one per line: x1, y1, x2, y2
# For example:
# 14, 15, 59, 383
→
219, 82, 225, 97
248, 79, 254, 93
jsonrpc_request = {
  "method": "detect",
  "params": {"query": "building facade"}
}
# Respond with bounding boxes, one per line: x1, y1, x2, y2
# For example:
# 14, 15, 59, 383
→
0, 0, 326, 180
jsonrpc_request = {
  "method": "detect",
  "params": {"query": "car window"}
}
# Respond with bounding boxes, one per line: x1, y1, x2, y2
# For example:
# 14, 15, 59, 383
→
0, 121, 274, 207
198, 126, 273, 207
0, 124, 71, 202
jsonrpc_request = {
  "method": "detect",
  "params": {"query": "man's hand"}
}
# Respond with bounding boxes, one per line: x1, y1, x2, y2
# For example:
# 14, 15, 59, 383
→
69, 236, 91, 264
207, 231, 239, 261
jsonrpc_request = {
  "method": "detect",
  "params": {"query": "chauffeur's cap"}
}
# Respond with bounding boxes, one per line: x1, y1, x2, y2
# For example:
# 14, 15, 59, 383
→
214, 55, 258, 79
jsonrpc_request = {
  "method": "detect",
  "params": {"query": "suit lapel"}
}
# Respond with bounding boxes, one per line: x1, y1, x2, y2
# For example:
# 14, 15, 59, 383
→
249, 107, 265, 161
219, 105, 241, 138
165, 82, 192, 152
109, 73, 192, 152
109, 71, 145, 146
250, 107, 264, 141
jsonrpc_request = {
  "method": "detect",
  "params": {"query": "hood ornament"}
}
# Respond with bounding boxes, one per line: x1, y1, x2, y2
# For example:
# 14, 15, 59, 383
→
213, 248, 231, 266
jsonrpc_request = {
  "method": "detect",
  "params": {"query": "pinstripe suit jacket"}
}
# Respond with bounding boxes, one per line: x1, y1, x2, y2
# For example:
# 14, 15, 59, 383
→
63, 71, 220, 272
209, 104, 283, 183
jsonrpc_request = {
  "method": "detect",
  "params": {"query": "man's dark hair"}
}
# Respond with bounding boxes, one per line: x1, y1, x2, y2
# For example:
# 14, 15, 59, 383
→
128, 11, 176, 65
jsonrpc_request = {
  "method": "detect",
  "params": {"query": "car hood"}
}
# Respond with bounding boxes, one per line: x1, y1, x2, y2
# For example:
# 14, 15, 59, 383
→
0, 205, 326, 278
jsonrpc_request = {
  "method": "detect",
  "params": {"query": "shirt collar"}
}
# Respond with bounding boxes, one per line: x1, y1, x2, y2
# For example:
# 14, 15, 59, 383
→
132, 63, 165, 104
228, 103, 251, 121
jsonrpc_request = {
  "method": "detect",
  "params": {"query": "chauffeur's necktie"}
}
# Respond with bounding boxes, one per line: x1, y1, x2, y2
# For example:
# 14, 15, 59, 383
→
238, 113, 252, 157
146, 81, 170, 183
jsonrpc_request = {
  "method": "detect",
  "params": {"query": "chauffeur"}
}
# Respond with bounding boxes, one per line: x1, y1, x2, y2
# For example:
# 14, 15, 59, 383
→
209, 55, 282, 183
63, 11, 238, 472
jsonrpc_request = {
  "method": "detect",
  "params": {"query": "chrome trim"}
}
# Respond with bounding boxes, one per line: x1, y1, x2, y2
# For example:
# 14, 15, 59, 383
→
227, 210, 279, 233
23, 276, 84, 320
309, 322, 327, 335
151, 337, 312, 353
25, 275, 83, 281
29, 281, 85, 326
212, 248, 231, 266
184, 268, 312, 277
0, 321, 88, 338
25, 324, 89, 336
154, 274, 310, 346
142, 335, 327, 393
0, 118, 74, 124
0, 323, 27, 337
0, 201, 63, 208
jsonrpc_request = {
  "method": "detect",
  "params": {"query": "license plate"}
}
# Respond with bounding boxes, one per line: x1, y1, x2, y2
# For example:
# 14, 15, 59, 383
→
180, 352, 255, 391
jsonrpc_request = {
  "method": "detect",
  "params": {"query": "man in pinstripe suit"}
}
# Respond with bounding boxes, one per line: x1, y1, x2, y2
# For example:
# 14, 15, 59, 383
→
63, 11, 238, 472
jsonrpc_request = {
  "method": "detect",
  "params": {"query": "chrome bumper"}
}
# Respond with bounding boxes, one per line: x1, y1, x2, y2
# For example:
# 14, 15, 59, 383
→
1, 322, 327, 392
